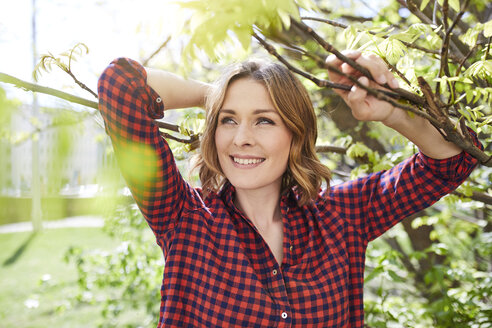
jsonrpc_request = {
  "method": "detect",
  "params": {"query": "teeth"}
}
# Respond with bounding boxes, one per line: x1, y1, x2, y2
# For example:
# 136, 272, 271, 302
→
233, 157, 264, 165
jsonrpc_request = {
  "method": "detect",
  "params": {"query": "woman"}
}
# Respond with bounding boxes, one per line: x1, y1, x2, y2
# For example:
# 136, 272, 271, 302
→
97, 51, 479, 327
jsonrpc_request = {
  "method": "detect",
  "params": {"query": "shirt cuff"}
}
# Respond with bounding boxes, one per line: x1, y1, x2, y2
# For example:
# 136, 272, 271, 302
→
111, 57, 165, 119
417, 128, 482, 181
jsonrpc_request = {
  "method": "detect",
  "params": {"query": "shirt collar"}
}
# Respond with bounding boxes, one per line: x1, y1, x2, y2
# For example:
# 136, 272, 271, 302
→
219, 181, 299, 212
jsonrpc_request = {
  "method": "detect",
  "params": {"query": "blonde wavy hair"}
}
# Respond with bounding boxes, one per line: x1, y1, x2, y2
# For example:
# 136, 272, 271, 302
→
195, 59, 331, 206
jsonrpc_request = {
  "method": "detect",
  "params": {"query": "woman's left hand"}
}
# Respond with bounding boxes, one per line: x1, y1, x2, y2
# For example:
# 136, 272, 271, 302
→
325, 51, 402, 125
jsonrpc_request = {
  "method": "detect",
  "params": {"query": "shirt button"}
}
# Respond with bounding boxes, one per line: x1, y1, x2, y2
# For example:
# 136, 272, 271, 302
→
156, 97, 162, 103
272, 269, 278, 276
281, 312, 288, 319
290, 245, 293, 251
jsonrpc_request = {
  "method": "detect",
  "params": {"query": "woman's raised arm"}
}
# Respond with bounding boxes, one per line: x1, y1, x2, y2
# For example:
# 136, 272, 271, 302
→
97, 58, 207, 242
146, 68, 210, 110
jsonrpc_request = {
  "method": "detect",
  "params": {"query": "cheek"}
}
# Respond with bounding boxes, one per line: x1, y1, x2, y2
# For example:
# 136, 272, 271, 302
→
214, 128, 227, 155
273, 131, 293, 163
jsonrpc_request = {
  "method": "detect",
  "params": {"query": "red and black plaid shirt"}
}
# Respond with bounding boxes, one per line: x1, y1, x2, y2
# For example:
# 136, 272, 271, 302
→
97, 58, 480, 327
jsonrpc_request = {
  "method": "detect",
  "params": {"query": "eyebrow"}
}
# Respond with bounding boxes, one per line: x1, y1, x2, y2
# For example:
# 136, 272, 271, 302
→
219, 109, 278, 115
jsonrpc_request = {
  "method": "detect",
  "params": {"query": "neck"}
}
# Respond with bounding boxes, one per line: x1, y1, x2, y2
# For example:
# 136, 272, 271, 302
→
234, 186, 282, 230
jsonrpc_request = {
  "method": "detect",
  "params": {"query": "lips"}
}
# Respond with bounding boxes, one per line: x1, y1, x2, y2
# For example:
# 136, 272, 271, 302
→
230, 156, 265, 165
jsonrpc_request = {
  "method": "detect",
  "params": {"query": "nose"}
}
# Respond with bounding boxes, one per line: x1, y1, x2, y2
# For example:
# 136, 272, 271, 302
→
233, 123, 255, 147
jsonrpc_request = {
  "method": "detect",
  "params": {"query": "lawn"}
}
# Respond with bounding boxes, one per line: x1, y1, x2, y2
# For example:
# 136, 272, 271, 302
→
0, 227, 128, 328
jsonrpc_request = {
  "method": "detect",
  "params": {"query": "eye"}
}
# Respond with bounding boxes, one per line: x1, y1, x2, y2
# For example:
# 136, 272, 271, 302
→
219, 116, 236, 125
257, 117, 275, 125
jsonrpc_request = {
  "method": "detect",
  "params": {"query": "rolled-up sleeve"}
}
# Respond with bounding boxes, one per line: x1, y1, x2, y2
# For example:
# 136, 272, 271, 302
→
97, 58, 196, 240
327, 130, 482, 242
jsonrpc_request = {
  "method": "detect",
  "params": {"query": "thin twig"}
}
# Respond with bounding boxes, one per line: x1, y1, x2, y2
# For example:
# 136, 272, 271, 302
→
156, 121, 180, 133
254, 32, 437, 124
291, 19, 428, 106
0, 72, 189, 141
66, 70, 98, 99
326, 62, 439, 123
486, 37, 492, 60
418, 76, 492, 166
254, 31, 418, 106
301, 16, 348, 29
161, 132, 200, 151
317, 7, 371, 23
405, 0, 434, 25
301, 16, 464, 64
453, 191, 492, 206
253, 33, 351, 90
315, 145, 347, 154
142, 36, 172, 66
401, 0, 469, 60
441, 0, 471, 106
436, 0, 450, 97
447, 0, 470, 36
455, 42, 478, 76
432, 0, 439, 25
381, 57, 413, 87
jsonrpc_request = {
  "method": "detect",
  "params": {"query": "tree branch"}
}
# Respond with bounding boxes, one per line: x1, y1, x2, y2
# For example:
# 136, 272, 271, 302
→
400, 0, 469, 59
291, 19, 428, 106
418, 76, 492, 166
318, 7, 372, 23
142, 36, 171, 66
300, 16, 464, 65
0, 72, 193, 143
260, 18, 491, 167
252, 33, 351, 90
0, 72, 99, 109
453, 191, 492, 206
315, 145, 347, 154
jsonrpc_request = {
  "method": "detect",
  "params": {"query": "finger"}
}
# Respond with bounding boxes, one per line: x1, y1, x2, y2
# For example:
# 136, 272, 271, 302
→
347, 76, 369, 103
355, 54, 399, 89
326, 50, 362, 80
341, 62, 362, 77
347, 77, 371, 120
325, 50, 361, 68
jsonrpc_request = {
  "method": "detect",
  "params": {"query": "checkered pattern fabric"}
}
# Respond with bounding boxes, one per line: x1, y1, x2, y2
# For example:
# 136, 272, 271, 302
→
97, 57, 480, 328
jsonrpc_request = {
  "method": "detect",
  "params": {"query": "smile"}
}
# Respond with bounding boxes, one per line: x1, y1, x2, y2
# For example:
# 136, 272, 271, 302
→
231, 156, 265, 165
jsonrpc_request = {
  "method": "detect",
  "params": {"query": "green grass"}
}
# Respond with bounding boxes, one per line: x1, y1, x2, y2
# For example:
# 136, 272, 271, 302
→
0, 227, 122, 328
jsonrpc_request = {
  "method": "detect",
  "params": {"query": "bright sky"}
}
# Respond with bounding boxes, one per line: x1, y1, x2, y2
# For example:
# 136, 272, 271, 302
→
0, 0, 183, 106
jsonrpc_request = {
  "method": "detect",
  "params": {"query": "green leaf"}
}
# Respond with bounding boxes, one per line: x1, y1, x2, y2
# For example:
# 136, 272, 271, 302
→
459, 23, 483, 47
295, 0, 317, 11
464, 60, 492, 79
233, 26, 252, 51
420, 0, 431, 11
278, 9, 291, 29
384, 38, 406, 63
484, 20, 492, 38
365, 266, 384, 283
347, 142, 372, 159
388, 270, 405, 283
449, 0, 460, 13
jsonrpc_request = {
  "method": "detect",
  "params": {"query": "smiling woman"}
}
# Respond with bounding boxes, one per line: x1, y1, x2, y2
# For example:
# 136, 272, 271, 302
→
97, 54, 481, 327
199, 60, 331, 206
215, 79, 293, 192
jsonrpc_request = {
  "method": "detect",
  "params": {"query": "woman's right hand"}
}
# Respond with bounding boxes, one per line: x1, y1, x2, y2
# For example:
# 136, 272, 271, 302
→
325, 50, 400, 124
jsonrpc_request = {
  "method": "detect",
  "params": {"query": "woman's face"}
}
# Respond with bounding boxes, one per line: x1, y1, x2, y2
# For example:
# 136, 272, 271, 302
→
215, 78, 292, 195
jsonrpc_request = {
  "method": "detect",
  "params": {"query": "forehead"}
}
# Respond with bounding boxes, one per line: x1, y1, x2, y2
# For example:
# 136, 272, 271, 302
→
221, 78, 275, 111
